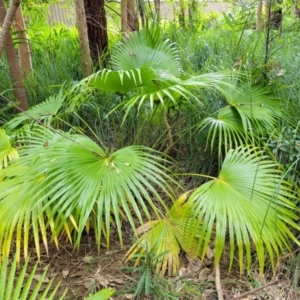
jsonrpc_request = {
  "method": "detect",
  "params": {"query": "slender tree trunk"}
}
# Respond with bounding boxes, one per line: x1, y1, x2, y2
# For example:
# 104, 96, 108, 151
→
0, 0, 29, 111
84, 0, 109, 68
295, 0, 300, 18
121, 0, 128, 33
0, 0, 20, 58
75, 0, 92, 76
13, 4, 32, 75
256, 0, 263, 30
127, 0, 138, 32
153, 0, 160, 20
264, 0, 271, 25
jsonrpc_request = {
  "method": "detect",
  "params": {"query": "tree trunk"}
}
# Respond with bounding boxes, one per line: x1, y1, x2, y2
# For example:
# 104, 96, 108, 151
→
127, 0, 137, 32
121, 0, 128, 33
256, 0, 263, 30
153, 0, 160, 20
121, 0, 137, 34
75, 0, 92, 77
0, 0, 20, 58
84, 0, 109, 69
264, 0, 271, 26
295, 0, 300, 18
0, 0, 29, 111
13, 4, 32, 75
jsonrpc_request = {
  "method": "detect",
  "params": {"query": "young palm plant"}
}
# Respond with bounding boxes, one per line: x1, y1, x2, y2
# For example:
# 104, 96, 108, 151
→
126, 146, 300, 276
0, 124, 176, 264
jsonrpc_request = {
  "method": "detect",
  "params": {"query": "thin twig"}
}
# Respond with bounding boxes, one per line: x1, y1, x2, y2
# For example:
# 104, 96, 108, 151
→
230, 280, 279, 300
215, 262, 224, 300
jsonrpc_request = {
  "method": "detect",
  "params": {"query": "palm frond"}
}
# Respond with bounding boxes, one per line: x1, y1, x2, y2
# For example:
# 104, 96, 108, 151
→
198, 82, 282, 156
0, 254, 67, 300
87, 65, 156, 96
125, 192, 199, 276
111, 23, 181, 76
4, 86, 67, 132
189, 146, 300, 273
0, 125, 176, 263
0, 128, 19, 169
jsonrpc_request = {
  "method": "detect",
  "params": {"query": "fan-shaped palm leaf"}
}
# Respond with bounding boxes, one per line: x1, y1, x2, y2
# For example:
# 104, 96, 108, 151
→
0, 128, 19, 169
4, 86, 67, 133
0, 125, 175, 263
198, 81, 282, 156
125, 192, 199, 276
111, 23, 181, 76
0, 254, 67, 300
189, 146, 299, 273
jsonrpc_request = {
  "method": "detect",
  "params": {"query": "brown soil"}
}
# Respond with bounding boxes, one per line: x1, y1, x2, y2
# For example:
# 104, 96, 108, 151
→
18, 232, 300, 300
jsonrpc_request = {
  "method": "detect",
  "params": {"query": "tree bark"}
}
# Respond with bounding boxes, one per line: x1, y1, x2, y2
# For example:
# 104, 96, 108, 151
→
127, 0, 137, 32
84, 0, 109, 68
0, 0, 29, 111
121, 0, 128, 33
13, 4, 32, 75
75, 0, 92, 77
0, 0, 20, 58
256, 0, 263, 30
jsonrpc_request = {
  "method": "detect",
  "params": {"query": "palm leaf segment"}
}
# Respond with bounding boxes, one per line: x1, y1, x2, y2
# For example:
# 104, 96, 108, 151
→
189, 146, 299, 273
0, 128, 19, 169
125, 192, 199, 276
0, 125, 175, 263
199, 82, 282, 157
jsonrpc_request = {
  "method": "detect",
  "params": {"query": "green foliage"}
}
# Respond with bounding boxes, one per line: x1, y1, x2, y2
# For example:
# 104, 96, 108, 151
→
0, 125, 176, 263
125, 242, 178, 299
0, 254, 67, 300
127, 146, 300, 275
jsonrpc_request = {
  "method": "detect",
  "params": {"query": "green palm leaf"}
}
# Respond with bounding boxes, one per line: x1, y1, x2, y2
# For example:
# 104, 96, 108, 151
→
111, 23, 181, 76
87, 65, 156, 95
0, 125, 175, 262
4, 86, 67, 132
189, 146, 300, 273
125, 192, 199, 276
0, 128, 19, 169
198, 82, 282, 156
0, 254, 67, 300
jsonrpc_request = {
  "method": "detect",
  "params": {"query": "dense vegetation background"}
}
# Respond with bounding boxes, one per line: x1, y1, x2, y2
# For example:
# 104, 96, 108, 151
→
1, 0, 300, 299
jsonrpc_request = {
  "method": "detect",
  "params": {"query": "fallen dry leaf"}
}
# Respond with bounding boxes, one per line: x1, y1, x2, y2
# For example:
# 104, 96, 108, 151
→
33, 274, 50, 283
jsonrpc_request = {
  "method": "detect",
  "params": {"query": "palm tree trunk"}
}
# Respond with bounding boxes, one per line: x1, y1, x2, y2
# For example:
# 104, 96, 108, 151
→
75, 0, 92, 76
0, 0, 29, 111
13, 4, 32, 75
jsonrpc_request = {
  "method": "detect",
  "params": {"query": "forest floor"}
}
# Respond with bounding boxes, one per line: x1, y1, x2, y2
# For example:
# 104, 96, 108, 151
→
18, 227, 300, 300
